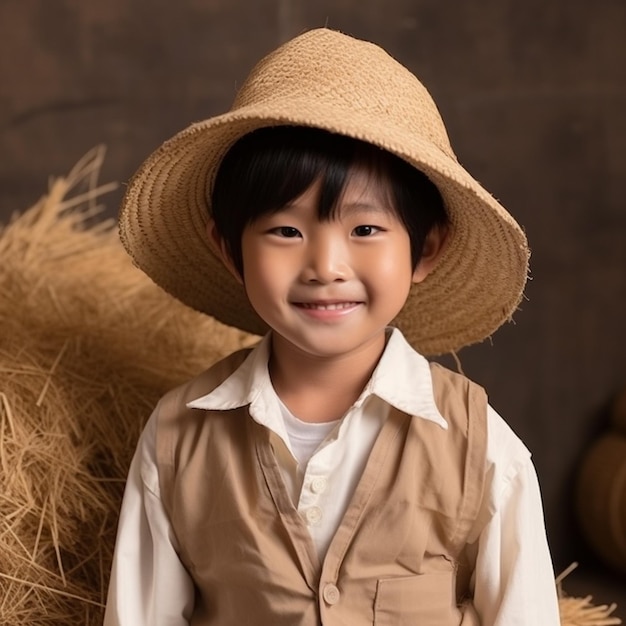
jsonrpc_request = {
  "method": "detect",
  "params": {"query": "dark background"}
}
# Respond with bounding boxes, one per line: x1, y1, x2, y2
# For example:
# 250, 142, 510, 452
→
1, 0, 625, 613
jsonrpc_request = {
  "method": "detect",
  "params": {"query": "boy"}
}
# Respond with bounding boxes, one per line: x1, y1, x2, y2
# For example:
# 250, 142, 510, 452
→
105, 29, 560, 625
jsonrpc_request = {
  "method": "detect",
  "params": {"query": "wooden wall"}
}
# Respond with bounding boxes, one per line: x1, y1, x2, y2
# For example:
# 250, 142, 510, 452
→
1, 0, 625, 604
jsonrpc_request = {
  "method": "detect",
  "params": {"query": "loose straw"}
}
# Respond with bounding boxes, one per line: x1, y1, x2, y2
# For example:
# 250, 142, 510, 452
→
557, 563, 622, 626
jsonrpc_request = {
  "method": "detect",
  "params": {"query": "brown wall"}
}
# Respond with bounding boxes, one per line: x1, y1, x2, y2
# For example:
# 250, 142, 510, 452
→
1, 0, 625, 604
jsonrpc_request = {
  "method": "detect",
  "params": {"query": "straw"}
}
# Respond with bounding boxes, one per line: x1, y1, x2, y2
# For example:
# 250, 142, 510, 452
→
557, 564, 622, 625
0, 147, 255, 624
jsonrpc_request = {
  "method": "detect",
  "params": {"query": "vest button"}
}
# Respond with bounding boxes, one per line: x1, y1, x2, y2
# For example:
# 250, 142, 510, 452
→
323, 583, 340, 605
311, 477, 328, 494
305, 506, 323, 525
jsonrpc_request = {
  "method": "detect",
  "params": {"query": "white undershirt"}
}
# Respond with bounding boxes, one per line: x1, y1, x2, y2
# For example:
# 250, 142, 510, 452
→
278, 396, 341, 467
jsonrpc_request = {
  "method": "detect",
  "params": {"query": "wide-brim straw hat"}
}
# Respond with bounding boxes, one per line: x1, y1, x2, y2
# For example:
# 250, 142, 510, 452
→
119, 28, 529, 356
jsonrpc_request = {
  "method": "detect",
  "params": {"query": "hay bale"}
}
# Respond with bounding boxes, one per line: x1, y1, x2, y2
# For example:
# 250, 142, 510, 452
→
0, 147, 255, 625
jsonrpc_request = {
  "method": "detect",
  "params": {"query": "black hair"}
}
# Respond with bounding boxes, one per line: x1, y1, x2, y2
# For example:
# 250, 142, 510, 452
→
210, 126, 447, 275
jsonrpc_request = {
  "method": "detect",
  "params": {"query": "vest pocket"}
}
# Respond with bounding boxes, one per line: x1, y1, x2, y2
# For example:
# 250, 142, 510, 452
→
374, 572, 461, 626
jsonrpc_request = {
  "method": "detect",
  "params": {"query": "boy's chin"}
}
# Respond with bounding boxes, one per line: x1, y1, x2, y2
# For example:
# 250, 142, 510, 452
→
270, 329, 388, 362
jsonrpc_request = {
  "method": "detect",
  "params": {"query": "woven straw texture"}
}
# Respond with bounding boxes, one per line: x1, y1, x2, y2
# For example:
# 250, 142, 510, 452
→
119, 28, 530, 356
0, 151, 618, 624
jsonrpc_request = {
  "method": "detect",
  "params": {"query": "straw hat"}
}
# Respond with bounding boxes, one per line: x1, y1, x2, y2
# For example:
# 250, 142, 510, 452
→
119, 28, 529, 356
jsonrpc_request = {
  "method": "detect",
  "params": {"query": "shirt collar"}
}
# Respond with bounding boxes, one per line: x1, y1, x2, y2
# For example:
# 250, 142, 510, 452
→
363, 329, 447, 429
187, 328, 447, 429
187, 333, 273, 411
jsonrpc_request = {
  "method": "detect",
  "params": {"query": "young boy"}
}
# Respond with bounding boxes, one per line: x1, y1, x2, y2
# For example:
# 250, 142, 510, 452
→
104, 29, 560, 625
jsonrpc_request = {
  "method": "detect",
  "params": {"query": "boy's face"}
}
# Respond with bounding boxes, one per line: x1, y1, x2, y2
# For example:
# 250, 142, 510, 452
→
219, 164, 441, 362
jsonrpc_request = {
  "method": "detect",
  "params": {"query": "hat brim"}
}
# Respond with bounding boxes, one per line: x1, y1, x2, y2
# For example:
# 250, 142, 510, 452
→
120, 98, 528, 356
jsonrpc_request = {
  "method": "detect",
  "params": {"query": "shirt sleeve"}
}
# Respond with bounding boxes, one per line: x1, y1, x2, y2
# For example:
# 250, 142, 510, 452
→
103, 411, 195, 626
470, 406, 561, 626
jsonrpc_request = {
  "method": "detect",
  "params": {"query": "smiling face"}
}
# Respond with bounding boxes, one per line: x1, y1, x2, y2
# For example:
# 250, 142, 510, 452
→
209, 126, 448, 368
238, 166, 428, 363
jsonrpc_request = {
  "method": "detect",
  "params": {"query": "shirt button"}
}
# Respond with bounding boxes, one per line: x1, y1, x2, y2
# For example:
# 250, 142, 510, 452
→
323, 583, 340, 605
311, 477, 328, 494
305, 506, 323, 525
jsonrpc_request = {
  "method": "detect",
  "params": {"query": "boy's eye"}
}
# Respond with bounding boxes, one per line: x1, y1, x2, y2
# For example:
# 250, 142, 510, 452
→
352, 225, 380, 237
271, 226, 301, 238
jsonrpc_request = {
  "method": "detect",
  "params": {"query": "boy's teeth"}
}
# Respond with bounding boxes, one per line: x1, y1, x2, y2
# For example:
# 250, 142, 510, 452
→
301, 302, 355, 310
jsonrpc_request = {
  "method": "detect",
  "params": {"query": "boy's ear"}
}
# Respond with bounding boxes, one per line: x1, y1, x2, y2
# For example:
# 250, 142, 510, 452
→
412, 223, 448, 284
206, 218, 244, 285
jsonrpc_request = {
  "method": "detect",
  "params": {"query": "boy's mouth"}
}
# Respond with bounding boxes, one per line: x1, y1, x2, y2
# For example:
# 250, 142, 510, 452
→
295, 301, 361, 311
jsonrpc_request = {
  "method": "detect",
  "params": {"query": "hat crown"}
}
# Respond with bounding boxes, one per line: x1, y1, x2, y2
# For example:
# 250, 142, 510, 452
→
232, 29, 455, 160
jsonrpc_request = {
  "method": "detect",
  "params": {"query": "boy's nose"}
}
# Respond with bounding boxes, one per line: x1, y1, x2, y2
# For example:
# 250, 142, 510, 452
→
300, 236, 351, 284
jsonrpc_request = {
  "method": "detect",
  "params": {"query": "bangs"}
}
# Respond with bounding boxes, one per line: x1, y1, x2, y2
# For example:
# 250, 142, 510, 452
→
212, 126, 380, 227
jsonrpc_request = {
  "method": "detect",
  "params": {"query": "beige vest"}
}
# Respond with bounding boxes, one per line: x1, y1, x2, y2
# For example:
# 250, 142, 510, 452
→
156, 349, 487, 625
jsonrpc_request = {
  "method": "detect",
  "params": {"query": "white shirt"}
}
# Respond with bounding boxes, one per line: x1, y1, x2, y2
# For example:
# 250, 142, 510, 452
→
104, 329, 560, 626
